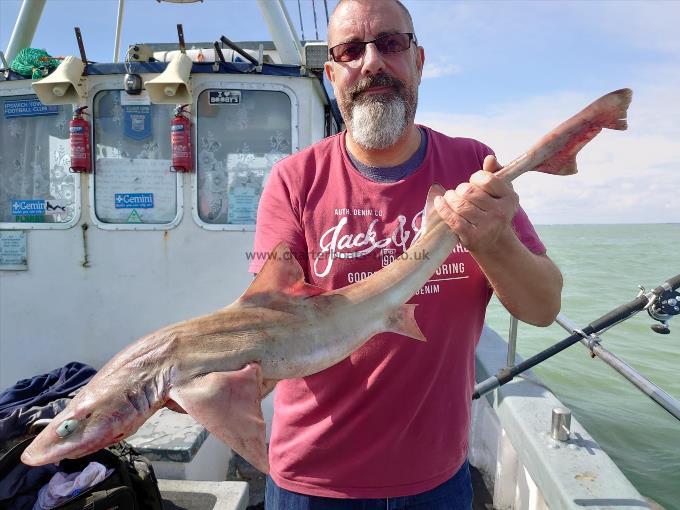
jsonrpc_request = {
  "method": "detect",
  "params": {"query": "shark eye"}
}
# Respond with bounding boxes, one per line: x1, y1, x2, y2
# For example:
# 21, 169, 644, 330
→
56, 419, 79, 438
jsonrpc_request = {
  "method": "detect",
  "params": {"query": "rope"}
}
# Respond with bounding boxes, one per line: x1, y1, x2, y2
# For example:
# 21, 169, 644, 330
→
10, 48, 62, 79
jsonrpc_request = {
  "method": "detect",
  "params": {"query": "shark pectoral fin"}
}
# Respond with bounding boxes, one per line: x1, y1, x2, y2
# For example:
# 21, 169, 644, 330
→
241, 243, 325, 304
385, 304, 426, 342
169, 363, 269, 473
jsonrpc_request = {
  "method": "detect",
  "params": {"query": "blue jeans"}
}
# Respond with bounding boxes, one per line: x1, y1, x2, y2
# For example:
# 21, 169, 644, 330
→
265, 460, 473, 509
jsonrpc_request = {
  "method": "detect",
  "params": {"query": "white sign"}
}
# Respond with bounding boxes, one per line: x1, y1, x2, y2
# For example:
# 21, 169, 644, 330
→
0, 231, 28, 270
120, 90, 151, 106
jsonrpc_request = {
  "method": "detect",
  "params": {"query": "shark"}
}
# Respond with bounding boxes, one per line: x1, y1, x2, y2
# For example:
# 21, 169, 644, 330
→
21, 88, 632, 474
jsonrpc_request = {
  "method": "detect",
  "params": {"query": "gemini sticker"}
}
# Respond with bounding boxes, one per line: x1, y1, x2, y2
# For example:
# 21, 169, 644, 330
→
12, 200, 45, 216
115, 193, 154, 209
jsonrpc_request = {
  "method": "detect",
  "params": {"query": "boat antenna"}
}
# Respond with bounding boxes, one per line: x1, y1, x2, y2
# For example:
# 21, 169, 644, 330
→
311, 0, 319, 40
323, 0, 329, 26
296, 0, 306, 41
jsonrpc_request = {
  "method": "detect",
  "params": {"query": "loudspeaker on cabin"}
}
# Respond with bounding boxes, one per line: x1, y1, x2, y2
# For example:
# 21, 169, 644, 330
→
144, 53, 193, 104
31, 56, 86, 105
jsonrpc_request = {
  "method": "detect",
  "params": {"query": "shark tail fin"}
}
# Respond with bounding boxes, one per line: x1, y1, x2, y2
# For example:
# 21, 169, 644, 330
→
385, 304, 426, 342
598, 88, 632, 131
528, 88, 633, 178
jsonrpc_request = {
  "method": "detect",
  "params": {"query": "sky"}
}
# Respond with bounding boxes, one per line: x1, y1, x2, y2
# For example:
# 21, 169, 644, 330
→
1, 0, 679, 224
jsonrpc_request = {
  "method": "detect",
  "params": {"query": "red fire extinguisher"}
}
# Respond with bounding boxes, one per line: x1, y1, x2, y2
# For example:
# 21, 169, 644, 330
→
171, 104, 193, 172
69, 106, 91, 173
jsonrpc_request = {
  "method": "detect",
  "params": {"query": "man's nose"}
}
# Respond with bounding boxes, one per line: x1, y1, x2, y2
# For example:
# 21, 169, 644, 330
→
360, 42, 385, 75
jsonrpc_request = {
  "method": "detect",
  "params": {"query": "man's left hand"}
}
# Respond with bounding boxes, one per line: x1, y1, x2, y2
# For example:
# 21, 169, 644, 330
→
434, 155, 518, 254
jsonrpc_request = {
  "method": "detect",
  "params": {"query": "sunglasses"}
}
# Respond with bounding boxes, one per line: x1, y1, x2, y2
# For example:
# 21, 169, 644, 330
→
329, 33, 416, 63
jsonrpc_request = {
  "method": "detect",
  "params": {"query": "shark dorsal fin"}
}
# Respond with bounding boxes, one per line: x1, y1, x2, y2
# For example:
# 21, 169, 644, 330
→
241, 242, 324, 303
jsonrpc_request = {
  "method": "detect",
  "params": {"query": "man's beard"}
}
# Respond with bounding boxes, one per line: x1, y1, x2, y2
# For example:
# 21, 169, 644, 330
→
338, 73, 418, 150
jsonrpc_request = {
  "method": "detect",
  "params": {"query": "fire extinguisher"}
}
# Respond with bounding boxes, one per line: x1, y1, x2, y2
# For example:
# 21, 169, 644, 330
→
171, 104, 193, 172
69, 106, 91, 173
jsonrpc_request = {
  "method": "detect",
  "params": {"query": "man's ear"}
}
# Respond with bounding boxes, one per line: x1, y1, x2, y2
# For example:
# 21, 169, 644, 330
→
416, 46, 425, 84
324, 60, 335, 82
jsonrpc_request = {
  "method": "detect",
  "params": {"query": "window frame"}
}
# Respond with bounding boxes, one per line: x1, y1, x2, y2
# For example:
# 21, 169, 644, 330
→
191, 81, 299, 232
88, 82, 184, 231
0, 87, 82, 230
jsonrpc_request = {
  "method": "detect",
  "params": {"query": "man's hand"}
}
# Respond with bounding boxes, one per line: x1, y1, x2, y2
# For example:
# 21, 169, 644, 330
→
434, 154, 562, 326
433, 155, 518, 254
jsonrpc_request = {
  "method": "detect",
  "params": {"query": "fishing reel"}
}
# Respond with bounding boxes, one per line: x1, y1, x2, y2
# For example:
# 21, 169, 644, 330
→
647, 287, 680, 334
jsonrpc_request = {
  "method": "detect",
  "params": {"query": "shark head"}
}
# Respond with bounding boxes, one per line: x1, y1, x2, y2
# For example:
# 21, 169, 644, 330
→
21, 383, 151, 466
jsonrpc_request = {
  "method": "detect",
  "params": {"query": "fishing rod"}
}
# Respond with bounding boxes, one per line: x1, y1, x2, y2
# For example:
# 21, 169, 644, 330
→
473, 274, 680, 421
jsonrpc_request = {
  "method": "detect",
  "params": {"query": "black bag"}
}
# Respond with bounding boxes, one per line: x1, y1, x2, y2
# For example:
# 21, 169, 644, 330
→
0, 435, 163, 510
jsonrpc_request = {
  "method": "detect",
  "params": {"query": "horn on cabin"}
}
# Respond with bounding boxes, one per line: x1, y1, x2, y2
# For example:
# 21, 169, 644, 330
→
144, 53, 193, 104
31, 56, 86, 105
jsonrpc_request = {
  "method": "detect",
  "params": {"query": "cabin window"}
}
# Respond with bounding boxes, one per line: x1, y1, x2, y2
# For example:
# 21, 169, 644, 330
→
92, 90, 180, 227
0, 95, 79, 228
195, 88, 292, 228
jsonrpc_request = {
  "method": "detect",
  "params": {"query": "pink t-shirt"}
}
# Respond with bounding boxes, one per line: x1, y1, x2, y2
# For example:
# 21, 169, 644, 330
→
250, 127, 545, 498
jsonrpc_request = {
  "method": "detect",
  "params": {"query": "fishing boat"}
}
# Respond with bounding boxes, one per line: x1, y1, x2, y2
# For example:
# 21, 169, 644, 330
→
1, 1, 677, 508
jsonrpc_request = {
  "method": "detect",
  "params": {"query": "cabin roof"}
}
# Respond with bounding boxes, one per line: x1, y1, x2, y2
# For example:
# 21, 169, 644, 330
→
1, 61, 304, 82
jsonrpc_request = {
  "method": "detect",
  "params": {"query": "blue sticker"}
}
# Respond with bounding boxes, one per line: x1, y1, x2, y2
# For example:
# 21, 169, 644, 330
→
115, 193, 154, 209
12, 200, 46, 216
123, 105, 152, 141
4, 99, 59, 118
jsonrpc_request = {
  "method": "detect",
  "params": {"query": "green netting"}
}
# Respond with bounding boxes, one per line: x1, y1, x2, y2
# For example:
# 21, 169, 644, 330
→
10, 48, 61, 79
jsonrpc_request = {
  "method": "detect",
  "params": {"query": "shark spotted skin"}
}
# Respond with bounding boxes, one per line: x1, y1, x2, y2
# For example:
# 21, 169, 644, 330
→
21, 89, 632, 473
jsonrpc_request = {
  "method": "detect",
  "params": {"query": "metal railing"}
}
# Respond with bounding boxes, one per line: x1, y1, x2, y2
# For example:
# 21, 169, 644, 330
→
554, 312, 680, 421
474, 274, 680, 423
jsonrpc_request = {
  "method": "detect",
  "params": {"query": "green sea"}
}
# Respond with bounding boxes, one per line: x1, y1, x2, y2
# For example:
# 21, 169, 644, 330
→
484, 224, 680, 509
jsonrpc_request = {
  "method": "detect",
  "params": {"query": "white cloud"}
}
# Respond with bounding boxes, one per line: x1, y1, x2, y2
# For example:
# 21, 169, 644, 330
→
422, 57, 461, 79
417, 86, 680, 224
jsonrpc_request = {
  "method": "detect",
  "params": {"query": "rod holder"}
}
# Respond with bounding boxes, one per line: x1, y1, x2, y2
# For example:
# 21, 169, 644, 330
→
177, 24, 186, 54
551, 407, 571, 442
74, 27, 88, 75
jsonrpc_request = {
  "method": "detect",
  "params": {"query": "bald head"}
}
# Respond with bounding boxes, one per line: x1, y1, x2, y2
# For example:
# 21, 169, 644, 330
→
328, 0, 415, 46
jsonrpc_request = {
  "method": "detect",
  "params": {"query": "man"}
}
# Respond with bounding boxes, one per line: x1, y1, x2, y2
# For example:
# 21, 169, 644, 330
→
250, 0, 563, 507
